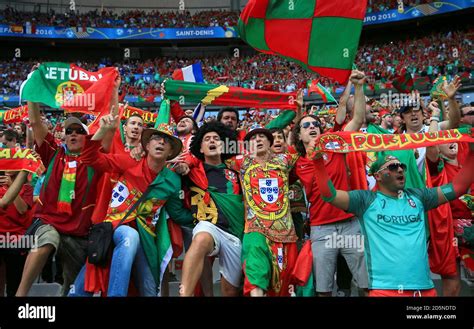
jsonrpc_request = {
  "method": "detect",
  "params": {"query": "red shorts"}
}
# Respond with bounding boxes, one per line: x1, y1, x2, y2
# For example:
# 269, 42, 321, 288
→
369, 288, 437, 297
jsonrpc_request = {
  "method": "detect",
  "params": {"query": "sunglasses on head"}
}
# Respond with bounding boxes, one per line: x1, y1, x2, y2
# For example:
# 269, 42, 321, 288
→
65, 127, 87, 135
378, 163, 407, 173
300, 121, 321, 129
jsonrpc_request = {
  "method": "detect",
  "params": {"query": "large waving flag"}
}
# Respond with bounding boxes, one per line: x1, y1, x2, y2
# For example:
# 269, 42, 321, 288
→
238, 0, 368, 84
20, 62, 117, 114
172, 62, 204, 83
164, 79, 297, 109
20, 62, 117, 134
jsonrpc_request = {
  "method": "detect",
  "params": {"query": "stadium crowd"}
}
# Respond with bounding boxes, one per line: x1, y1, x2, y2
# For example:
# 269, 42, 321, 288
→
1, 28, 471, 98
0, 0, 440, 29
0, 62, 473, 297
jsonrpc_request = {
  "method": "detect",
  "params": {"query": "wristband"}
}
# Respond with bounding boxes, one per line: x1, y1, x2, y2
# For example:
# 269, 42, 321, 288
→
440, 183, 456, 202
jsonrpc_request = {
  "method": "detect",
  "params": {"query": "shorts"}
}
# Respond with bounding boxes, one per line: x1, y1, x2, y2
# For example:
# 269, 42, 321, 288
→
310, 218, 368, 293
242, 231, 297, 296
33, 222, 88, 296
369, 288, 437, 297
192, 221, 242, 288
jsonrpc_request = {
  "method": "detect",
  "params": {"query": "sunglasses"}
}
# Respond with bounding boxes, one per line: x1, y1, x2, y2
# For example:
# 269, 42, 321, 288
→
65, 127, 87, 135
149, 134, 169, 143
377, 163, 407, 173
300, 121, 321, 129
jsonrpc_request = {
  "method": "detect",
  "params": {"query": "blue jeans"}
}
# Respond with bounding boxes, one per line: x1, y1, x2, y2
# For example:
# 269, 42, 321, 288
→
68, 225, 157, 297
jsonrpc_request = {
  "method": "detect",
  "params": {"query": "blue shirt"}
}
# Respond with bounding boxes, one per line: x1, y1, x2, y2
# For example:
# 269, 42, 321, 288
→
348, 188, 440, 290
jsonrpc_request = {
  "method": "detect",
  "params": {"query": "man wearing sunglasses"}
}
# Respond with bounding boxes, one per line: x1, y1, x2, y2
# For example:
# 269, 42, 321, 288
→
313, 150, 474, 297
69, 112, 193, 297
16, 101, 102, 297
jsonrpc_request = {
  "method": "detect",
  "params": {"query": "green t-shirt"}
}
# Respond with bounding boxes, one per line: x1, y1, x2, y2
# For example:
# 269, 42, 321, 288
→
347, 188, 440, 290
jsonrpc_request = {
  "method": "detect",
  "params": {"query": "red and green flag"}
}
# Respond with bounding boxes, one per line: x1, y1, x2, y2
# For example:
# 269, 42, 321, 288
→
20, 62, 117, 115
238, 0, 368, 84
413, 76, 431, 91
392, 69, 413, 93
0, 105, 28, 125
307, 79, 337, 103
164, 79, 297, 109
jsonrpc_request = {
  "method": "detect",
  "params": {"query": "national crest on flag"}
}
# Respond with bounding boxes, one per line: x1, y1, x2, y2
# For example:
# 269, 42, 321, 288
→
259, 178, 279, 204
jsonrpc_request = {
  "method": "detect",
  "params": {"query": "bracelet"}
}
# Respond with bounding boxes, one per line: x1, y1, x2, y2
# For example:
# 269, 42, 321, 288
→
430, 117, 440, 122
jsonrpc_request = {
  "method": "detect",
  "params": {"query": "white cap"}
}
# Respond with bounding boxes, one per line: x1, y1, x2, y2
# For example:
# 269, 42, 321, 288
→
63, 117, 89, 135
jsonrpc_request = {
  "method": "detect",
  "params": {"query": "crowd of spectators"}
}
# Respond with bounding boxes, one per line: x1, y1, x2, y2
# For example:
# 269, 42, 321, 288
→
0, 7, 239, 29
0, 1, 442, 29
1, 27, 471, 98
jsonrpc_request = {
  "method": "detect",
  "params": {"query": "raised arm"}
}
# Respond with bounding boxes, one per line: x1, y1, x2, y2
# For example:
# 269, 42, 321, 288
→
439, 75, 462, 130
436, 147, 474, 205
426, 101, 442, 163
336, 80, 352, 126
81, 114, 136, 174
0, 171, 29, 209
100, 73, 122, 152
344, 71, 367, 132
27, 101, 49, 147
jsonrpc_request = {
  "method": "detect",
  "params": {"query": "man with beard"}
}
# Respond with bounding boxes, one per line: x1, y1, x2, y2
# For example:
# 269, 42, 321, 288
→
312, 151, 474, 297
69, 112, 192, 297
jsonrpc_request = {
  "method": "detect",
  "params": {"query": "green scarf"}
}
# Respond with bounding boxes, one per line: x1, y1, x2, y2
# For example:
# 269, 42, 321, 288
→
57, 152, 78, 215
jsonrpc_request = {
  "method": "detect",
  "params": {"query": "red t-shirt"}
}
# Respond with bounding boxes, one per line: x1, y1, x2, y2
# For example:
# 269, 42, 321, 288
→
34, 133, 102, 236
0, 184, 33, 235
81, 137, 140, 224
90, 130, 139, 223
294, 153, 354, 226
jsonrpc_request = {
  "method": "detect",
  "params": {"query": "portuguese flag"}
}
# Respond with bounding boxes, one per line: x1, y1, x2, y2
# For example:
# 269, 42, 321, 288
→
307, 79, 337, 103
20, 62, 118, 114
164, 79, 297, 109
238, 0, 368, 84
